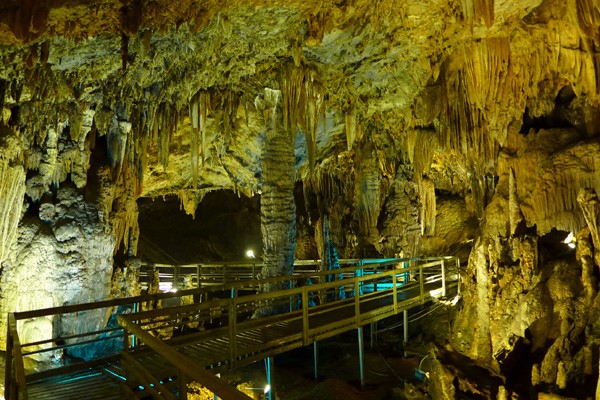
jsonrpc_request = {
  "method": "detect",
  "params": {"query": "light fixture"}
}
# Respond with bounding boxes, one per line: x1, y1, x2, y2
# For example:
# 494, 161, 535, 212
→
264, 384, 271, 394
246, 249, 256, 259
563, 232, 576, 249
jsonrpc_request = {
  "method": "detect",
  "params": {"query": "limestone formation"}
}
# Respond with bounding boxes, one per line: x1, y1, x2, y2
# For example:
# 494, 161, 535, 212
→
1, 0, 600, 397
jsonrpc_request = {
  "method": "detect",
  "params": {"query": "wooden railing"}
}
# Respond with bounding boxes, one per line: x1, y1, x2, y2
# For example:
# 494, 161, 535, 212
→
119, 257, 459, 382
4, 256, 460, 399
5, 314, 28, 400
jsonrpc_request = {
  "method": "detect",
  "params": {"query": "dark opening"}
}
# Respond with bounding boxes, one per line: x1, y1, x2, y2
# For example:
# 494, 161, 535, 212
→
137, 190, 262, 263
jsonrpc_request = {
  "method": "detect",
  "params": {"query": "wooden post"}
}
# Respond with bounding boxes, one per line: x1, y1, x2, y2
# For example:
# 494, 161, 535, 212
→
5, 320, 13, 400
179, 369, 188, 400
354, 278, 361, 326
229, 290, 238, 368
302, 287, 309, 345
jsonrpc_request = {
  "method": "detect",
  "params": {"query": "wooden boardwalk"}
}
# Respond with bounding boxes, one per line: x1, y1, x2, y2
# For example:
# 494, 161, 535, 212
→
5, 257, 460, 400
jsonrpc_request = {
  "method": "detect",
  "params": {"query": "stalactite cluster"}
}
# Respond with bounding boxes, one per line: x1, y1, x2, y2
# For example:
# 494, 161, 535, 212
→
461, 0, 495, 27
280, 64, 324, 171
0, 153, 25, 265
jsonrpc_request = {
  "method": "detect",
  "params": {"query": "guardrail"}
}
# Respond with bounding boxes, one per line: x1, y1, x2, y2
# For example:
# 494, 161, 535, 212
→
5, 314, 28, 400
118, 257, 459, 392
138, 259, 366, 291
4, 256, 460, 399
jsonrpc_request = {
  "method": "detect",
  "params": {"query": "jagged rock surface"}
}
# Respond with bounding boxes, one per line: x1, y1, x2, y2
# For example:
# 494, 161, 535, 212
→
1, 0, 600, 396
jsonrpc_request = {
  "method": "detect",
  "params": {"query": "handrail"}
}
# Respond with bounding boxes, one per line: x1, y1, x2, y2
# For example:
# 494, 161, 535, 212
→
118, 314, 252, 400
12, 257, 408, 320
8, 256, 459, 397
5, 313, 28, 400
120, 257, 459, 377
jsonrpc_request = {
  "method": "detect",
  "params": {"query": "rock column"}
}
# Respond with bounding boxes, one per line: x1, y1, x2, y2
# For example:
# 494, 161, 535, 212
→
256, 89, 296, 287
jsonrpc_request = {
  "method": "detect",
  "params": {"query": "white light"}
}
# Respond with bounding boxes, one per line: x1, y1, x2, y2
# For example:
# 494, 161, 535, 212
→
563, 232, 574, 244
246, 249, 255, 259
568, 243, 576, 249
169, 288, 178, 293
264, 385, 271, 394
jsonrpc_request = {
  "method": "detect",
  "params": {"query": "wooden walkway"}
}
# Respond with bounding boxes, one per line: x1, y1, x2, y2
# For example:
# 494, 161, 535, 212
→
5, 257, 460, 400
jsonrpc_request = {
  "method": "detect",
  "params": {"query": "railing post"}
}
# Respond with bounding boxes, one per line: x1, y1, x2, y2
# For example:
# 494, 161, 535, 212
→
392, 273, 398, 312
354, 278, 360, 327
5, 319, 13, 400
179, 369, 188, 400
302, 287, 309, 345
174, 265, 180, 290
196, 265, 201, 288
441, 260, 447, 298
229, 290, 238, 368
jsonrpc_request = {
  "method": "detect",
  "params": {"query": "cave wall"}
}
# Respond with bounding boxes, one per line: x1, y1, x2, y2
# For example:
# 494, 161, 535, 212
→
0, 0, 600, 394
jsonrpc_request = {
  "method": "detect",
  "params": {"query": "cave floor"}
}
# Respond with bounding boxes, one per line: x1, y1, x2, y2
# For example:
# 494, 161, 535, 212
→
198, 330, 429, 400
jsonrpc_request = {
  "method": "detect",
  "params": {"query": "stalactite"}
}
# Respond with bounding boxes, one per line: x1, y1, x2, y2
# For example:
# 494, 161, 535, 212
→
345, 108, 361, 151
419, 178, 436, 236
188, 91, 211, 187
280, 64, 324, 171
354, 142, 381, 243
577, 188, 600, 251
508, 168, 523, 236
462, 0, 494, 27
408, 128, 439, 177
0, 157, 26, 265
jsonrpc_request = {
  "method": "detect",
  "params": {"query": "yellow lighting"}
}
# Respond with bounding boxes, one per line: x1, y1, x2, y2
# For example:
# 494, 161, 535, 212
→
246, 249, 255, 259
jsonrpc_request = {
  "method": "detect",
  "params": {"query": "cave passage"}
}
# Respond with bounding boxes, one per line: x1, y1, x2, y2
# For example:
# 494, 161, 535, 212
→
137, 190, 262, 263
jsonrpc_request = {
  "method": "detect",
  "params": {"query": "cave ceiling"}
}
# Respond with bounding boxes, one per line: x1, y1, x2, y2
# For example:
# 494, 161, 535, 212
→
1, 0, 600, 255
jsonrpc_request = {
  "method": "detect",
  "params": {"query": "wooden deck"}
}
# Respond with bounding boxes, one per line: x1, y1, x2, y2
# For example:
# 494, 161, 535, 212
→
6, 257, 460, 400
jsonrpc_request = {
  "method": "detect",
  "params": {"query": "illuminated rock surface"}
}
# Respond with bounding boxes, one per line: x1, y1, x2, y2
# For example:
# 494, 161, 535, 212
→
1, 0, 600, 397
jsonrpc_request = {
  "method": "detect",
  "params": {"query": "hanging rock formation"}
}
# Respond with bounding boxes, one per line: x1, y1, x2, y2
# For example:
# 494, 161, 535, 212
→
1, 0, 600, 396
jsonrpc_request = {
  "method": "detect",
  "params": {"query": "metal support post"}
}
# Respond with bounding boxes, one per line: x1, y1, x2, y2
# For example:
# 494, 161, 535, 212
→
266, 356, 274, 400
403, 310, 408, 357
357, 327, 365, 387
419, 265, 425, 304
313, 341, 319, 381
369, 322, 379, 349
213, 373, 220, 400
179, 369, 188, 400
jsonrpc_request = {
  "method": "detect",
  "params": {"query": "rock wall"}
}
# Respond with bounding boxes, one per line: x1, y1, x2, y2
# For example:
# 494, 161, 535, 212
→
0, 186, 114, 353
451, 127, 600, 395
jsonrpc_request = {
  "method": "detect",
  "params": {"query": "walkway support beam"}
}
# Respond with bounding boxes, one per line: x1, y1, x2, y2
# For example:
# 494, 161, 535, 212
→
357, 327, 365, 387
266, 356, 274, 400
313, 341, 319, 381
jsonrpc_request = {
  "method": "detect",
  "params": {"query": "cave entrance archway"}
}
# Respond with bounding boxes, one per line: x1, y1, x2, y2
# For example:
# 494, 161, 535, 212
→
137, 190, 262, 263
